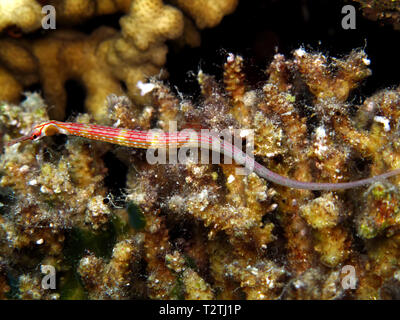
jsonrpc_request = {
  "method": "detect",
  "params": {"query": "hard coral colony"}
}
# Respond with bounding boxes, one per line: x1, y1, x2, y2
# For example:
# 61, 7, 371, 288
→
0, 0, 400, 301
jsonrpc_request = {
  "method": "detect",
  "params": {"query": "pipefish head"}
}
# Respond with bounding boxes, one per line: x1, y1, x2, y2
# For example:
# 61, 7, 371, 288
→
7, 121, 64, 146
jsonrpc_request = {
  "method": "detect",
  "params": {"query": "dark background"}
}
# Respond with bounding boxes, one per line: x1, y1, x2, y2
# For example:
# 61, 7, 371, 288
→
166, 0, 399, 102
60, 0, 399, 116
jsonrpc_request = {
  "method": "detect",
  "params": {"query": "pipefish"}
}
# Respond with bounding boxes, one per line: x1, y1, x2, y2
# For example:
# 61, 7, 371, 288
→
7, 120, 400, 191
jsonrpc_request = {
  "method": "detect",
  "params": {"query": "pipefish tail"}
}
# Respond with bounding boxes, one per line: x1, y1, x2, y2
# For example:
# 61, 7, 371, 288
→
7, 120, 400, 191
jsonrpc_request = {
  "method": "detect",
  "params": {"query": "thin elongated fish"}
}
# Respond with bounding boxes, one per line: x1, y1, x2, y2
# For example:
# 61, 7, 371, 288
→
7, 120, 400, 190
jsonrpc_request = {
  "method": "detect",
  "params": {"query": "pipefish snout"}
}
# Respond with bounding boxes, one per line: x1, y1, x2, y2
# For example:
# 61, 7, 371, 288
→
7, 120, 400, 191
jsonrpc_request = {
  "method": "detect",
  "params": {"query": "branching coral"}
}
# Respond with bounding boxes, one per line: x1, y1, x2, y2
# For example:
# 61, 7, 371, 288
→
0, 0, 238, 122
119, 49, 399, 299
0, 0, 133, 33
1, 98, 109, 232
45, 0, 132, 25
165, 250, 214, 299
0, 0, 42, 33
1, 45, 400, 300
120, 0, 184, 51
78, 237, 143, 299
0, 94, 114, 298
172, 0, 238, 29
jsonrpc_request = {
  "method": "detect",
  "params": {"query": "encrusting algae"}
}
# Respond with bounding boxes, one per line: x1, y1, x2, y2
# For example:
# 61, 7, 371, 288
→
1, 42, 400, 299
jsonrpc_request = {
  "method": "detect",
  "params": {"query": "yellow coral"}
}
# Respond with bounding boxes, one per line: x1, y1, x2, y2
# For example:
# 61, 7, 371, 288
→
314, 227, 350, 267
0, 67, 22, 103
300, 193, 341, 230
293, 49, 371, 102
183, 268, 214, 300
0, 0, 237, 122
48, 0, 132, 24
78, 238, 142, 299
120, 0, 184, 51
0, 0, 42, 33
174, 0, 238, 29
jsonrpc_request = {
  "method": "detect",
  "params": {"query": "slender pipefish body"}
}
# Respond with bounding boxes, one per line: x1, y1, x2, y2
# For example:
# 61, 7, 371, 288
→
7, 120, 400, 191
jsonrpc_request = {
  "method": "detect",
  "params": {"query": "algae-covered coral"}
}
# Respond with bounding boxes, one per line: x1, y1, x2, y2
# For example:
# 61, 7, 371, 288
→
1, 0, 400, 301
2, 47, 400, 300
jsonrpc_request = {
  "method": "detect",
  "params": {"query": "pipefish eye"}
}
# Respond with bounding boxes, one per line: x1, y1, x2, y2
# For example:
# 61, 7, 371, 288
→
30, 131, 41, 140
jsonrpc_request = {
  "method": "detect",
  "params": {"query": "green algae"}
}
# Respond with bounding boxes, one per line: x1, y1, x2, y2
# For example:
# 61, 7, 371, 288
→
127, 202, 146, 231
63, 225, 117, 264
59, 270, 86, 300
